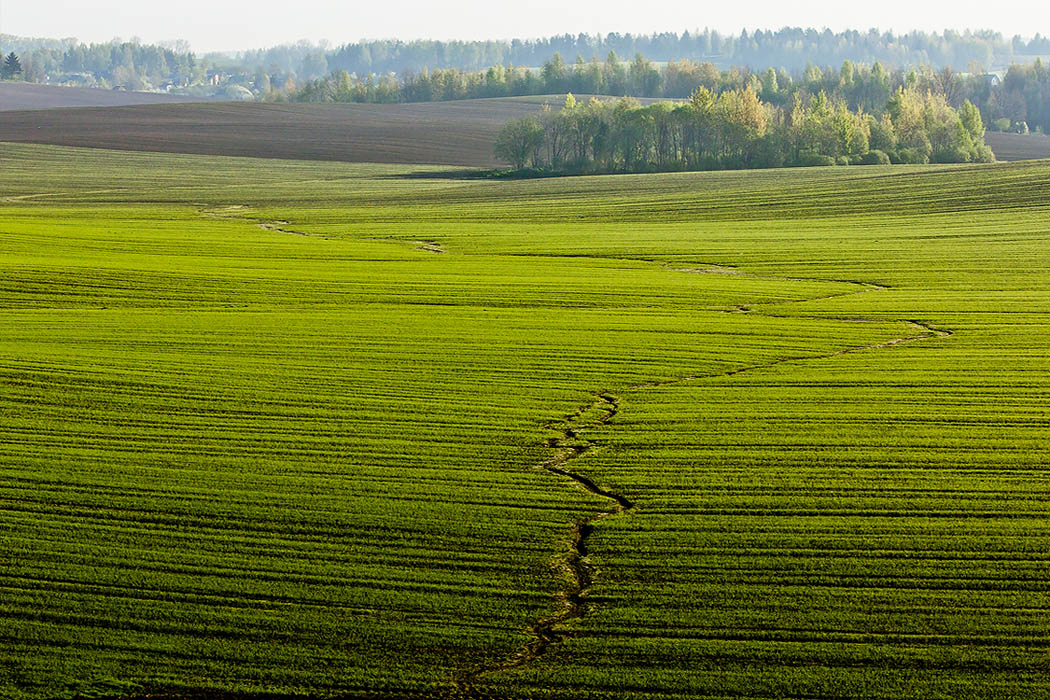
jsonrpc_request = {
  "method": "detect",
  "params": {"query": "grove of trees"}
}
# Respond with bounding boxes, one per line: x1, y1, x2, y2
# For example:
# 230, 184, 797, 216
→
494, 88, 993, 173
0, 35, 204, 88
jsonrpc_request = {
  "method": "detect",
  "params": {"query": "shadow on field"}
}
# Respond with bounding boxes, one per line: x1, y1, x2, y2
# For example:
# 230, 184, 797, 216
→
385, 168, 494, 180
66, 688, 461, 700
388, 168, 575, 181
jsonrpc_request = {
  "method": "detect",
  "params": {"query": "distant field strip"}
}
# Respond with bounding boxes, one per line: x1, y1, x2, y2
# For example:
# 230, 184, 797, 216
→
1, 144, 1049, 700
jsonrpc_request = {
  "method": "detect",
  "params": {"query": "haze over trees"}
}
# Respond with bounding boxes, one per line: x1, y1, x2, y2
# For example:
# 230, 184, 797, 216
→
299, 56, 1050, 139
2, 30, 1049, 137
3, 28, 1050, 90
257, 29, 1050, 76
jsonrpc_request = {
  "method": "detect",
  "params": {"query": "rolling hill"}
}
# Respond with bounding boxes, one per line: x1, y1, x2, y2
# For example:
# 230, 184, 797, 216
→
0, 93, 1044, 172
0, 82, 197, 111
3, 144, 1050, 699
984, 130, 1050, 161
0, 97, 558, 167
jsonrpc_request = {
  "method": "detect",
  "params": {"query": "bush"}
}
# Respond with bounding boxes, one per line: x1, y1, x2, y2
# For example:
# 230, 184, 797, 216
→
991, 118, 1011, 132
834, 155, 851, 166
859, 149, 891, 165
695, 155, 722, 171
896, 148, 929, 164
973, 145, 996, 163
797, 153, 836, 167
932, 146, 971, 163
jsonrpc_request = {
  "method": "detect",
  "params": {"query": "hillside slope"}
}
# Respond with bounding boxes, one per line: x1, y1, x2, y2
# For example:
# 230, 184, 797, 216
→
0, 97, 559, 166
985, 130, 1050, 161
0, 83, 197, 111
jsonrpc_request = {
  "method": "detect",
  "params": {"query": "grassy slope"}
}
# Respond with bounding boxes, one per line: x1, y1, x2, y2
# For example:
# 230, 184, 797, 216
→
1, 144, 1049, 699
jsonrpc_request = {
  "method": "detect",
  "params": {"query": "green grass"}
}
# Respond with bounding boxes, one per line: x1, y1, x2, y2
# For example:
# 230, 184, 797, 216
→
1, 143, 1049, 699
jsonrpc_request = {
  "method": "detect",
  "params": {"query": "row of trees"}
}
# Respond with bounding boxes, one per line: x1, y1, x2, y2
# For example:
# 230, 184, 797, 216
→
0, 36, 205, 89
1, 31, 1048, 135
293, 54, 1050, 137
312, 29, 1047, 76
985, 61, 1050, 135
494, 89, 993, 173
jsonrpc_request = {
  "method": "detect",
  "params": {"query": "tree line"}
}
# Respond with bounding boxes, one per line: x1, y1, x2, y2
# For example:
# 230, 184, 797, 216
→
294, 55, 1050, 137
1, 30, 1048, 136
5, 27, 1050, 89
0, 35, 203, 89
493, 88, 993, 173
308, 29, 1047, 76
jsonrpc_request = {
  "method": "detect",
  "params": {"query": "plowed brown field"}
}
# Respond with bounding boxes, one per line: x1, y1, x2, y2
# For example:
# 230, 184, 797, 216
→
0, 82, 196, 110
0, 97, 557, 166
985, 130, 1050, 161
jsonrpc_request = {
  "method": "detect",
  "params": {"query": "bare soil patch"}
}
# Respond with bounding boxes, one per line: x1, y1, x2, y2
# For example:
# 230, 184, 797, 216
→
0, 97, 559, 166
0, 82, 197, 111
985, 131, 1050, 162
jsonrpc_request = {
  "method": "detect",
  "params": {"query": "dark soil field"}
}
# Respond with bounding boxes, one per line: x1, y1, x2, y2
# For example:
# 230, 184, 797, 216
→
0, 82, 196, 111
985, 130, 1050, 161
0, 97, 556, 166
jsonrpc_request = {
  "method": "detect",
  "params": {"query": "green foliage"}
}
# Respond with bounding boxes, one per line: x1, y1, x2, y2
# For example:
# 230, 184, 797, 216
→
1, 52, 22, 79
3, 39, 201, 89
895, 146, 930, 164
283, 50, 1050, 146
495, 85, 992, 173
859, 148, 891, 165
798, 152, 836, 167
495, 116, 545, 170
990, 117, 1012, 132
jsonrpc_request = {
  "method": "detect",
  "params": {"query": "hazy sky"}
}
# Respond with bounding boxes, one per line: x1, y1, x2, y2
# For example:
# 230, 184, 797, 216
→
3, 0, 1048, 52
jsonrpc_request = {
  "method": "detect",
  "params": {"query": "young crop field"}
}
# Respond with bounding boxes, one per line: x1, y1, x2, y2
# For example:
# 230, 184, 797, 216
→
1, 143, 1050, 699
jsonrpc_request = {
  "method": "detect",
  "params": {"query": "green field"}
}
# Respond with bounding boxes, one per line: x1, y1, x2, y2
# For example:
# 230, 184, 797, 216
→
2, 143, 1050, 699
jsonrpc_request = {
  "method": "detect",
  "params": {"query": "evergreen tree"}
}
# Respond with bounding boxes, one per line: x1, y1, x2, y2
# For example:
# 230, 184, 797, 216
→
2, 52, 22, 80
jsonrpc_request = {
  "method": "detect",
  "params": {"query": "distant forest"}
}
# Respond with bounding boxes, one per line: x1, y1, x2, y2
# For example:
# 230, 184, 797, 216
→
318, 29, 1050, 75
4, 28, 1050, 88
2, 29, 1050, 134
299, 58, 1050, 138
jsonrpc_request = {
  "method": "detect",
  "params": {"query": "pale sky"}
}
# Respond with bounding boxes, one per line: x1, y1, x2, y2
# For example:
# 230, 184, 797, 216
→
2, 0, 1049, 53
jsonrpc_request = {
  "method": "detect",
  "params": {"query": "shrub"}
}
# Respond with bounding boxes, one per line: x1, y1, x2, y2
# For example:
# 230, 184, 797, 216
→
932, 146, 971, 163
973, 145, 996, 163
797, 153, 836, 167
859, 149, 891, 165
896, 148, 929, 164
